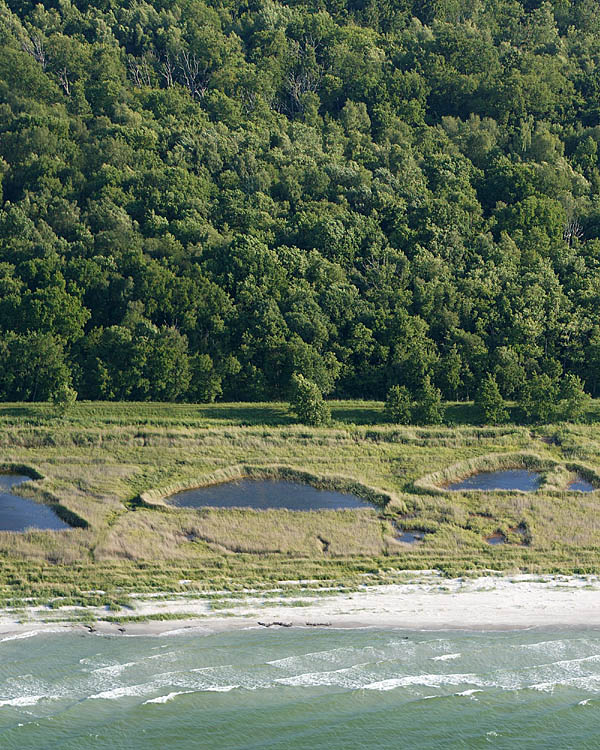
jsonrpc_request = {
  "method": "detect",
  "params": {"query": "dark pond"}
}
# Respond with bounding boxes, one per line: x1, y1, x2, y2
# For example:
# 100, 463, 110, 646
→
0, 475, 70, 532
168, 479, 372, 511
448, 469, 541, 492
568, 478, 595, 492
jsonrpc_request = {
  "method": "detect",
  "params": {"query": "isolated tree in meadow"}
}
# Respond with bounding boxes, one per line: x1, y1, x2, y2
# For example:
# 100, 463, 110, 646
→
557, 374, 589, 422
51, 383, 77, 418
476, 374, 508, 425
289, 373, 331, 426
385, 385, 412, 424
413, 375, 444, 425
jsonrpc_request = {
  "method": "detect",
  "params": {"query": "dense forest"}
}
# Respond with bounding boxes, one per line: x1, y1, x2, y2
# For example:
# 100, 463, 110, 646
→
2, 0, 600, 404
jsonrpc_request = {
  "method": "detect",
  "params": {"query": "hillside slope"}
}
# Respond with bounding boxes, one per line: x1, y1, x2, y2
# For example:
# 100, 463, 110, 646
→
1, 0, 600, 401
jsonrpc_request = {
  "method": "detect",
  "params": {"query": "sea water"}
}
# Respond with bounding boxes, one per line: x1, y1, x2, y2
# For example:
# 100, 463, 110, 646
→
1, 627, 600, 749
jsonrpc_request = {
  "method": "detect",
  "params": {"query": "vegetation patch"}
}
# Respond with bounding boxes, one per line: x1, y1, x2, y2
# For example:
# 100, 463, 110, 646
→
0, 463, 43, 481
2, 403, 600, 604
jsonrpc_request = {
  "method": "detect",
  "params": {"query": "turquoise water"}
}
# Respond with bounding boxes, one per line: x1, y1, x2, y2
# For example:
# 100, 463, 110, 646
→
2, 628, 600, 749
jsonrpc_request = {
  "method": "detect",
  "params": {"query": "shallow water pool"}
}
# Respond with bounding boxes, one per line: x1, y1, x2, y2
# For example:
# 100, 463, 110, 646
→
168, 479, 372, 511
0, 474, 70, 531
568, 478, 595, 492
448, 469, 541, 492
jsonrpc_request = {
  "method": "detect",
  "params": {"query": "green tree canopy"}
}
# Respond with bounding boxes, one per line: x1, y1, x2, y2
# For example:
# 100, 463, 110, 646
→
0, 0, 599, 405
289, 372, 331, 426
476, 374, 508, 425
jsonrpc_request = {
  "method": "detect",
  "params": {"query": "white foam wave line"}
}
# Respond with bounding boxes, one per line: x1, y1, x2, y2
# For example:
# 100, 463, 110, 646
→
549, 654, 600, 668
89, 652, 180, 677
89, 683, 241, 705
530, 674, 600, 693
91, 661, 139, 676
267, 646, 372, 668
455, 689, 483, 697
158, 627, 211, 637
274, 663, 372, 688
146, 651, 179, 661
432, 653, 461, 661
89, 684, 151, 701
579, 699, 592, 705
190, 665, 233, 674
0, 695, 45, 707
363, 673, 484, 691
488, 654, 600, 687
144, 691, 194, 704
0, 628, 63, 643
517, 638, 590, 650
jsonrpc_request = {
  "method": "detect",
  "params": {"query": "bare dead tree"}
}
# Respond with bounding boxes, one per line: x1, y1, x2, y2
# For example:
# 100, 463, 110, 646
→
563, 218, 584, 246
21, 33, 46, 69
240, 89, 257, 115
302, 34, 323, 55
160, 53, 175, 88
283, 69, 320, 116
177, 51, 209, 98
276, 36, 325, 117
128, 56, 152, 88
57, 67, 71, 95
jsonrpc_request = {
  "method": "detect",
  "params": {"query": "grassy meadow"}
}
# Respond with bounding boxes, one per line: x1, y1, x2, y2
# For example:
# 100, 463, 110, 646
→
1, 400, 600, 609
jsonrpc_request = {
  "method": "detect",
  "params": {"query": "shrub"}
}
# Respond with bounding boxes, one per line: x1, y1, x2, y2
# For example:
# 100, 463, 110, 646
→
385, 385, 413, 424
476, 374, 508, 424
289, 373, 331, 426
557, 374, 589, 422
51, 383, 78, 418
413, 375, 444, 425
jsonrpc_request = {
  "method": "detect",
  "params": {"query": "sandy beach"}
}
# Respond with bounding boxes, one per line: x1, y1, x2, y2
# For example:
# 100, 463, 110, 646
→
1, 573, 600, 639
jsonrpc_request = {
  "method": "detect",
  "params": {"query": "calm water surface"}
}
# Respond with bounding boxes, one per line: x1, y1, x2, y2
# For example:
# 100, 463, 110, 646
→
568, 478, 595, 492
448, 469, 541, 492
2, 628, 600, 749
0, 475, 69, 532
169, 480, 371, 510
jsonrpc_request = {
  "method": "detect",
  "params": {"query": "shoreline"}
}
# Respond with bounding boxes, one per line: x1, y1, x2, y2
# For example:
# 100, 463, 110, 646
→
2, 573, 600, 639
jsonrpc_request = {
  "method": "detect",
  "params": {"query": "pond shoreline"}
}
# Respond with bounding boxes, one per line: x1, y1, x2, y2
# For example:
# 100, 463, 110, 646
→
2, 574, 600, 640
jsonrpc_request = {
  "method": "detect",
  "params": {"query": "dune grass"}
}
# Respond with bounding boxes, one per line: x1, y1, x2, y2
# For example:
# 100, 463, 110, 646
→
0, 401, 600, 606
